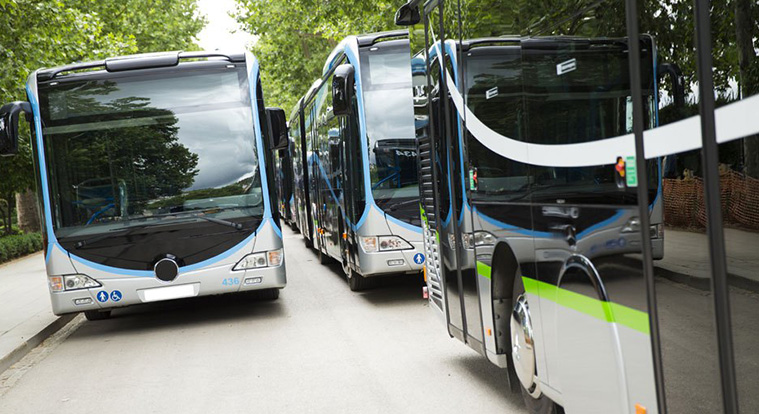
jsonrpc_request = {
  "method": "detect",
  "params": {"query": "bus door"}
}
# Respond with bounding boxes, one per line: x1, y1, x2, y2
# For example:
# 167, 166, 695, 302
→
522, 35, 657, 410
338, 104, 361, 272
307, 102, 325, 251
423, 3, 475, 346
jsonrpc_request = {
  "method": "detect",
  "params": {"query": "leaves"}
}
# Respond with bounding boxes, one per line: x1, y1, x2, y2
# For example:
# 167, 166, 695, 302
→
234, 0, 399, 111
0, 0, 206, 200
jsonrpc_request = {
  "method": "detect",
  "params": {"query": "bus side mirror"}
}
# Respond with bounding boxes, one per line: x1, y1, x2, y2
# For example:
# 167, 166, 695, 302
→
658, 63, 685, 109
266, 107, 289, 151
0, 101, 31, 157
395, 2, 421, 26
332, 64, 355, 116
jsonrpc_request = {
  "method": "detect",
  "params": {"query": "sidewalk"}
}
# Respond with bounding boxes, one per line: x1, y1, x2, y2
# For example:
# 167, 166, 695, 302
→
656, 227, 759, 291
0, 253, 74, 374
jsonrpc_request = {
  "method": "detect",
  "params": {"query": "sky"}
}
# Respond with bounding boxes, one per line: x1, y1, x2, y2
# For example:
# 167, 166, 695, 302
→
196, 0, 257, 52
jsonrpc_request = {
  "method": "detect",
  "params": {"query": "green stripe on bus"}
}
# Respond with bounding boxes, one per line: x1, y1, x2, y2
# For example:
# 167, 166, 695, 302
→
521, 276, 650, 335
476, 261, 491, 279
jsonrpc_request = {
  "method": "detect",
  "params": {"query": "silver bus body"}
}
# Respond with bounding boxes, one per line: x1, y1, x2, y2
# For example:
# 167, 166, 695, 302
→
23, 51, 286, 316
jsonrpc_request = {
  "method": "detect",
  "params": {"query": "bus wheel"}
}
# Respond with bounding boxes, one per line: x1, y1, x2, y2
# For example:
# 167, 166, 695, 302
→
84, 310, 112, 321
252, 288, 280, 301
347, 270, 369, 292
510, 276, 559, 414
318, 248, 331, 264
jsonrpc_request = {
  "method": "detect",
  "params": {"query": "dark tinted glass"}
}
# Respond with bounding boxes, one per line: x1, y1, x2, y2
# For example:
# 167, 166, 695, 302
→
360, 40, 418, 208
38, 65, 263, 240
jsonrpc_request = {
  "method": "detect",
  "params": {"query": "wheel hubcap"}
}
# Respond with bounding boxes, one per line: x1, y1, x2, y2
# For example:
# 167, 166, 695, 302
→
511, 293, 539, 395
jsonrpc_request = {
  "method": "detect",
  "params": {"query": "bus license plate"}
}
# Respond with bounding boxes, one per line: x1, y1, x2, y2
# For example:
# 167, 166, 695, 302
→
139, 283, 198, 303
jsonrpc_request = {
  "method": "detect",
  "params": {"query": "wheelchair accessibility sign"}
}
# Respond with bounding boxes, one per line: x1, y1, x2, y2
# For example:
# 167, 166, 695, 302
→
413, 253, 425, 265
96, 290, 123, 303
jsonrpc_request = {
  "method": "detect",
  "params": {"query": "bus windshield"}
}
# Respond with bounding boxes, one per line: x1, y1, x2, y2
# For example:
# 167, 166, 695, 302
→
360, 40, 419, 212
466, 39, 657, 205
38, 65, 264, 240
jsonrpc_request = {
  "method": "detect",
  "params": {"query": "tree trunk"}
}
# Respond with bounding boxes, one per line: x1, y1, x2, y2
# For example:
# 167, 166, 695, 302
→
0, 199, 7, 234
735, 0, 759, 177
16, 190, 40, 233
3, 193, 13, 235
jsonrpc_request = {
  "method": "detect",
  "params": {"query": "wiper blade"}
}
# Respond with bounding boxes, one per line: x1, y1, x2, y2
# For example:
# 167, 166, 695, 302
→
196, 216, 243, 230
384, 198, 419, 212
75, 224, 151, 249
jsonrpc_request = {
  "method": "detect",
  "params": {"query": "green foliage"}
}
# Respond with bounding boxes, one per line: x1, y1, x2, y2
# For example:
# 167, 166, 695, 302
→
0, 0, 206, 229
0, 232, 43, 264
234, 0, 400, 111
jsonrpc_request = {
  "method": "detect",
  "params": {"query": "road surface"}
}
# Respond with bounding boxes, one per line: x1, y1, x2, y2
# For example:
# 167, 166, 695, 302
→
0, 227, 528, 414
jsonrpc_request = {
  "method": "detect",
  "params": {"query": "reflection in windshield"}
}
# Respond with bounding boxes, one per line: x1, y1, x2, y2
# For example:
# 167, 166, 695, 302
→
466, 41, 657, 205
39, 66, 263, 239
360, 39, 418, 211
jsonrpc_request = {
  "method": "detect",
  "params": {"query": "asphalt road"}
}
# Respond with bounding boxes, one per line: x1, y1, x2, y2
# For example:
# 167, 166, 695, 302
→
0, 227, 528, 414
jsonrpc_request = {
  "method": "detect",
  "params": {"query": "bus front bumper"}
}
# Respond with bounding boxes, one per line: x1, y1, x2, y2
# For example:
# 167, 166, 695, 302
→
49, 263, 286, 316
357, 241, 425, 277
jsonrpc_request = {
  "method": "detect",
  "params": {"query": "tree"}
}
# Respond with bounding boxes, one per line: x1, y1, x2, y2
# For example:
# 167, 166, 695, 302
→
234, 0, 400, 111
0, 0, 206, 234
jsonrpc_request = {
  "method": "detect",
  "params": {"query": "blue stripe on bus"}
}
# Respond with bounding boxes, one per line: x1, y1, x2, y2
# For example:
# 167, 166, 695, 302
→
26, 79, 58, 265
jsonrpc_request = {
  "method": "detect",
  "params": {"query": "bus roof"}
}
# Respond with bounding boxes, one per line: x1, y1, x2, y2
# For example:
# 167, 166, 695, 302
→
36, 51, 247, 82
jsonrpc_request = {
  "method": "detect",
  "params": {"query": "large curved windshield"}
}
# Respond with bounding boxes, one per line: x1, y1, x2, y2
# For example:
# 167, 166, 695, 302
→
360, 39, 418, 214
38, 64, 263, 240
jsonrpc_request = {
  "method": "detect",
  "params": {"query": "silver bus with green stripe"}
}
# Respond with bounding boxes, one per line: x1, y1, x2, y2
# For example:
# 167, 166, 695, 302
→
398, 0, 684, 412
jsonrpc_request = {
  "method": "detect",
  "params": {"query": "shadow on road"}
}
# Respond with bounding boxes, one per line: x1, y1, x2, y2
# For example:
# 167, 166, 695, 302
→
71, 291, 287, 339
302, 246, 427, 307
355, 275, 426, 307
451, 354, 526, 409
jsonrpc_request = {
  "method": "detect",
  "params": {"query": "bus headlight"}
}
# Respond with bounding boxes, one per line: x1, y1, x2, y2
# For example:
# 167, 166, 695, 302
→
233, 249, 283, 270
49, 274, 102, 292
621, 217, 641, 233
360, 236, 413, 253
455, 232, 496, 250
474, 231, 496, 246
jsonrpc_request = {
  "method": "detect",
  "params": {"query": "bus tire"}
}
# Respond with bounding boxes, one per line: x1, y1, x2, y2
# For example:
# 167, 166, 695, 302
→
510, 275, 560, 414
348, 271, 369, 292
84, 310, 112, 321
252, 288, 280, 301
318, 248, 331, 264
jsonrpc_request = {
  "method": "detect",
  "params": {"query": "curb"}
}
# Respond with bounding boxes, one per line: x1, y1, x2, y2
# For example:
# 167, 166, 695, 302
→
0, 313, 76, 375
655, 265, 759, 293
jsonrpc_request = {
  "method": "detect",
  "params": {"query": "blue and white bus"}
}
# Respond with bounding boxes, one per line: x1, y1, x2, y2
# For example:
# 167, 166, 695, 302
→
289, 31, 425, 291
0, 51, 288, 320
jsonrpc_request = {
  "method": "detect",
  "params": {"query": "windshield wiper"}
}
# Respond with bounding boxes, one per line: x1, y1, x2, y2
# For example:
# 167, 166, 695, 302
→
383, 198, 420, 212
74, 224, 153, 249
195, 215, 243, 230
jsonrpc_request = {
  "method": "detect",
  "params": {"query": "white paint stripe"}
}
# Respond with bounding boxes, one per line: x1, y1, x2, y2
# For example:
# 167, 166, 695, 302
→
442, 46, 759, 167
447, 73, 636, 167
